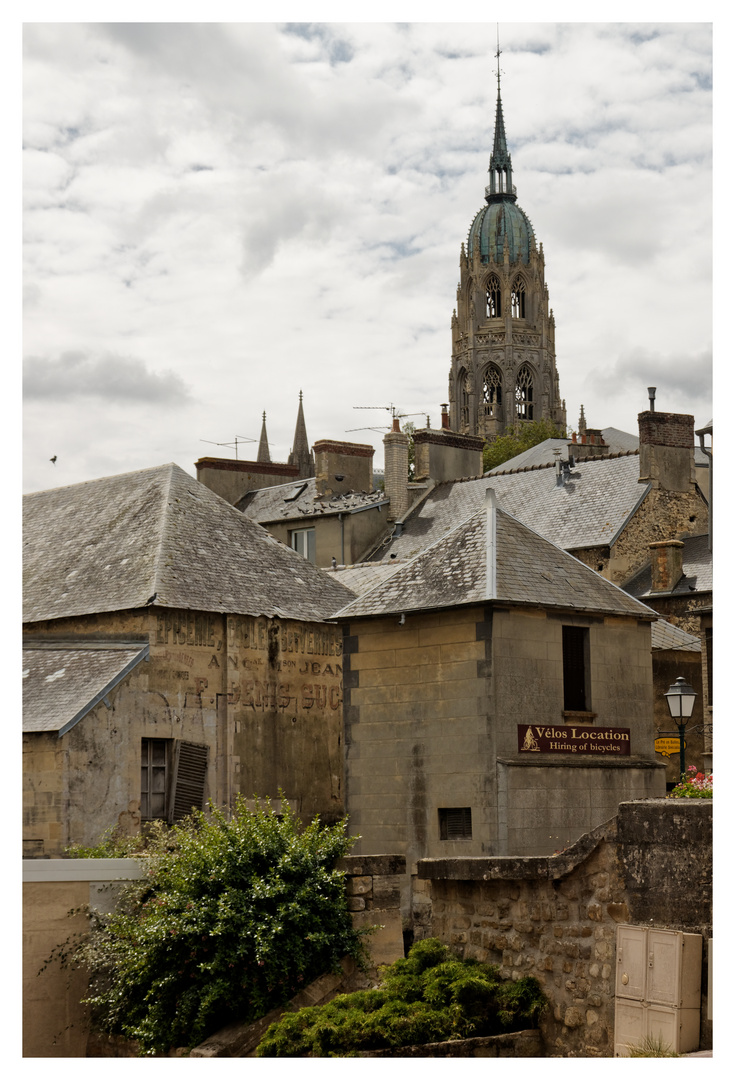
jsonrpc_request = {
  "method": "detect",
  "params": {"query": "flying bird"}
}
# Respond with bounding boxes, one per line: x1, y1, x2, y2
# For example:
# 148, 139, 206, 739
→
50, 456, 57, 465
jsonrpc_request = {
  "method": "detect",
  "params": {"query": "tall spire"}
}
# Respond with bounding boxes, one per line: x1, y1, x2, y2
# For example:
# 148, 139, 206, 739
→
257, 411, 271, 463
485, 27, 515, 204
288, 390, 315, 479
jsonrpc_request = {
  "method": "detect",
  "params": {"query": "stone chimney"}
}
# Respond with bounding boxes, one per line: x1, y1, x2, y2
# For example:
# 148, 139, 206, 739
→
638, 410, 696, 492
383, 419, 410, 522
649, 540, 684, 593
313, 440, 374, 496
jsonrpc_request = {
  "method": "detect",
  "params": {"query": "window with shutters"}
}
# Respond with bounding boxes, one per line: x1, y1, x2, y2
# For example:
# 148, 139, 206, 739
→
141, 738, 209, 823
439, 807, 472, 841
562, 626, 590, 712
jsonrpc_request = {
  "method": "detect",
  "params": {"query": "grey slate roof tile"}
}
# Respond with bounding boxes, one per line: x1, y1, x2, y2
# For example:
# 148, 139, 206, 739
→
24, 464, 357, 624
650, 620, 701, 652
373, 454, 648, 563
238, 477, 388, 523
337, 503, 657, 621
22, 640, 149, 734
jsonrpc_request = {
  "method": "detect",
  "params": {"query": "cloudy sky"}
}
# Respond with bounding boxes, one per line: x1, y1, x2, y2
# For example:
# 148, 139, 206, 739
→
22, 17, 713, 494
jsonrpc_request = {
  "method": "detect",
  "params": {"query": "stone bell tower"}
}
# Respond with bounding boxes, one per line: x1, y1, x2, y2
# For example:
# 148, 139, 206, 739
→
449, 52, 566, 439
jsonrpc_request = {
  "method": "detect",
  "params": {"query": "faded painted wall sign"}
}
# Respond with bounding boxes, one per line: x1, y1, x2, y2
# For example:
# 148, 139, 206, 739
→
518, 724, 631, 756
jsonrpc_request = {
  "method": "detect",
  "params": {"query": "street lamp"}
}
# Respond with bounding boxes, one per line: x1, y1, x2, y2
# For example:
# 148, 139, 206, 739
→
664, 676, 697, 779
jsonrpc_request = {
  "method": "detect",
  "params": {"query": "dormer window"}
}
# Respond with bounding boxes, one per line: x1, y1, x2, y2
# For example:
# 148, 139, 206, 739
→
511, 276, 526, 319
486, 275, 502, 318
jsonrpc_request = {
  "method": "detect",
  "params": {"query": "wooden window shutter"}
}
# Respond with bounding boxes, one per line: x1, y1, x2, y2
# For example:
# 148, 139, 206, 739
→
168, 740, 209, 823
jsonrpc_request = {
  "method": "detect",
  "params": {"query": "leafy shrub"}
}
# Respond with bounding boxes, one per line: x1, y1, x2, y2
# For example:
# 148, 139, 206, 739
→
48, 796, 368, 1055
668, 765, 713, 799
483, 419, 567, 472
256, 937, 546, 1056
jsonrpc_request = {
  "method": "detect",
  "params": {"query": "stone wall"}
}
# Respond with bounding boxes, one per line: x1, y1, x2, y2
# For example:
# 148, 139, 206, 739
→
24, 607, 345, 854
413, 799, 712, 1058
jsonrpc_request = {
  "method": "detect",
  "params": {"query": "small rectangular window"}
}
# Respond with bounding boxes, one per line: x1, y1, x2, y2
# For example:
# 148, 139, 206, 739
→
141, 738, 209, 823
439, 807, 472, 841
562, 626, 590, 711
291, 527, 316, 564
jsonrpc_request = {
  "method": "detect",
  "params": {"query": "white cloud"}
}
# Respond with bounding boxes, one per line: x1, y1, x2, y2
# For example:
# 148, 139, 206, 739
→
23, 22, 712, 494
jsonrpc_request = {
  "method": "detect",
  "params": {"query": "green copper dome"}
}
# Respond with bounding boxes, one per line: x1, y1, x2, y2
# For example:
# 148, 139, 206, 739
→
467, 199, 535, 266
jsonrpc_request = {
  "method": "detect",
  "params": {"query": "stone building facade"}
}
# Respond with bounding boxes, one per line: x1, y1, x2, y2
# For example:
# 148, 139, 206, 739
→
448, 78, 566, 438
23, 463, 355, 855
336, 494, 665, 917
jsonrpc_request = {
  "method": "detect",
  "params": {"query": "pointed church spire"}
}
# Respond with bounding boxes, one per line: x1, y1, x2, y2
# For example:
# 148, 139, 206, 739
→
257, 411, 271, 463
288, 390, 315, 479
485, 27, 516, 204
578, 405, 587, 436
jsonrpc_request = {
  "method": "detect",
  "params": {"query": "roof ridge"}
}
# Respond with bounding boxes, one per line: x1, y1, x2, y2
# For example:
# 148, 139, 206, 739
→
149, 463, 178, 603
486, 448, 639, 478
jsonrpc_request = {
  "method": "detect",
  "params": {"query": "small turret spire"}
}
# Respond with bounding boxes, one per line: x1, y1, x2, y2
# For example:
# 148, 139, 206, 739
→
288, 390, 315, 479
485, 26, 516, 204
257, 411, 271, 463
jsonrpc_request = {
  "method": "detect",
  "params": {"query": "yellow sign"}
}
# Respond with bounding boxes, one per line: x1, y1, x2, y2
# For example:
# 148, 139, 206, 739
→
655, 737, 686, 757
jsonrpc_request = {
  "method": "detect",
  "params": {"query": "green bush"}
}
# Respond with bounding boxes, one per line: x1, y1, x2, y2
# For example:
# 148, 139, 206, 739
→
49, 797, 368, 1055
483, 419, 567, 472
256, 937, 547, 1057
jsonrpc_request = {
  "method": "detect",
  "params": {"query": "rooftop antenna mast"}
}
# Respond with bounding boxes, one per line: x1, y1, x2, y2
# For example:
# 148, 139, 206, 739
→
347, 404, 425, 435
200, 435, 256, 460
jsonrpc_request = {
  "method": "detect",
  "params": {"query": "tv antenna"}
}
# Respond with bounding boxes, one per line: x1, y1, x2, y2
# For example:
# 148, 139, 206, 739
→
347, 405, 425, 434
200, 435, 256, 460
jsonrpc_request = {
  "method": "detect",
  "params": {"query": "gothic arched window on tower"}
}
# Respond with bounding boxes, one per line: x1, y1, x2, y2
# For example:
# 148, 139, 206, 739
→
515, 364, 534, 421
486, 275, 502, 319
511, 276, 526, 319
458, 369, 470, 431
482, 365, 503, 419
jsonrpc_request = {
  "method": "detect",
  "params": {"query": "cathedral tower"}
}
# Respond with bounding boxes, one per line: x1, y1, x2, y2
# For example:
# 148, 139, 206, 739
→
449, 56, 566, 438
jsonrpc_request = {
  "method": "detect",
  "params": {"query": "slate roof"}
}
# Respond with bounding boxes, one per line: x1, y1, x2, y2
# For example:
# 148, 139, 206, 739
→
486, 431, 708, 471
238, 477, 388, 524
372, 455, 649, 563
337, 504, 657, 621
650, 620, 701, 652
623, 534, 713, 599
486, 438, 572, 473
325, 560, 405, 596
23, 464, 356, 624
22, 639, 149, 735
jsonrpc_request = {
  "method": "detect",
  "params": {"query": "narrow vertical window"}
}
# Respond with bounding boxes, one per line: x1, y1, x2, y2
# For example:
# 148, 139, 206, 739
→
141, 738, 169, 821
511, 276, 526, 319
482, 365, 503, 419
486, 274, 502, 318
515, 364, 534, 421
562, 626, 590, 712
458, 369, 470, 431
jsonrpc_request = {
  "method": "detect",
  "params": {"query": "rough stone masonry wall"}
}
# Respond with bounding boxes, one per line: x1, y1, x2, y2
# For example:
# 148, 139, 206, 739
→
414, 800, 712, 1058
